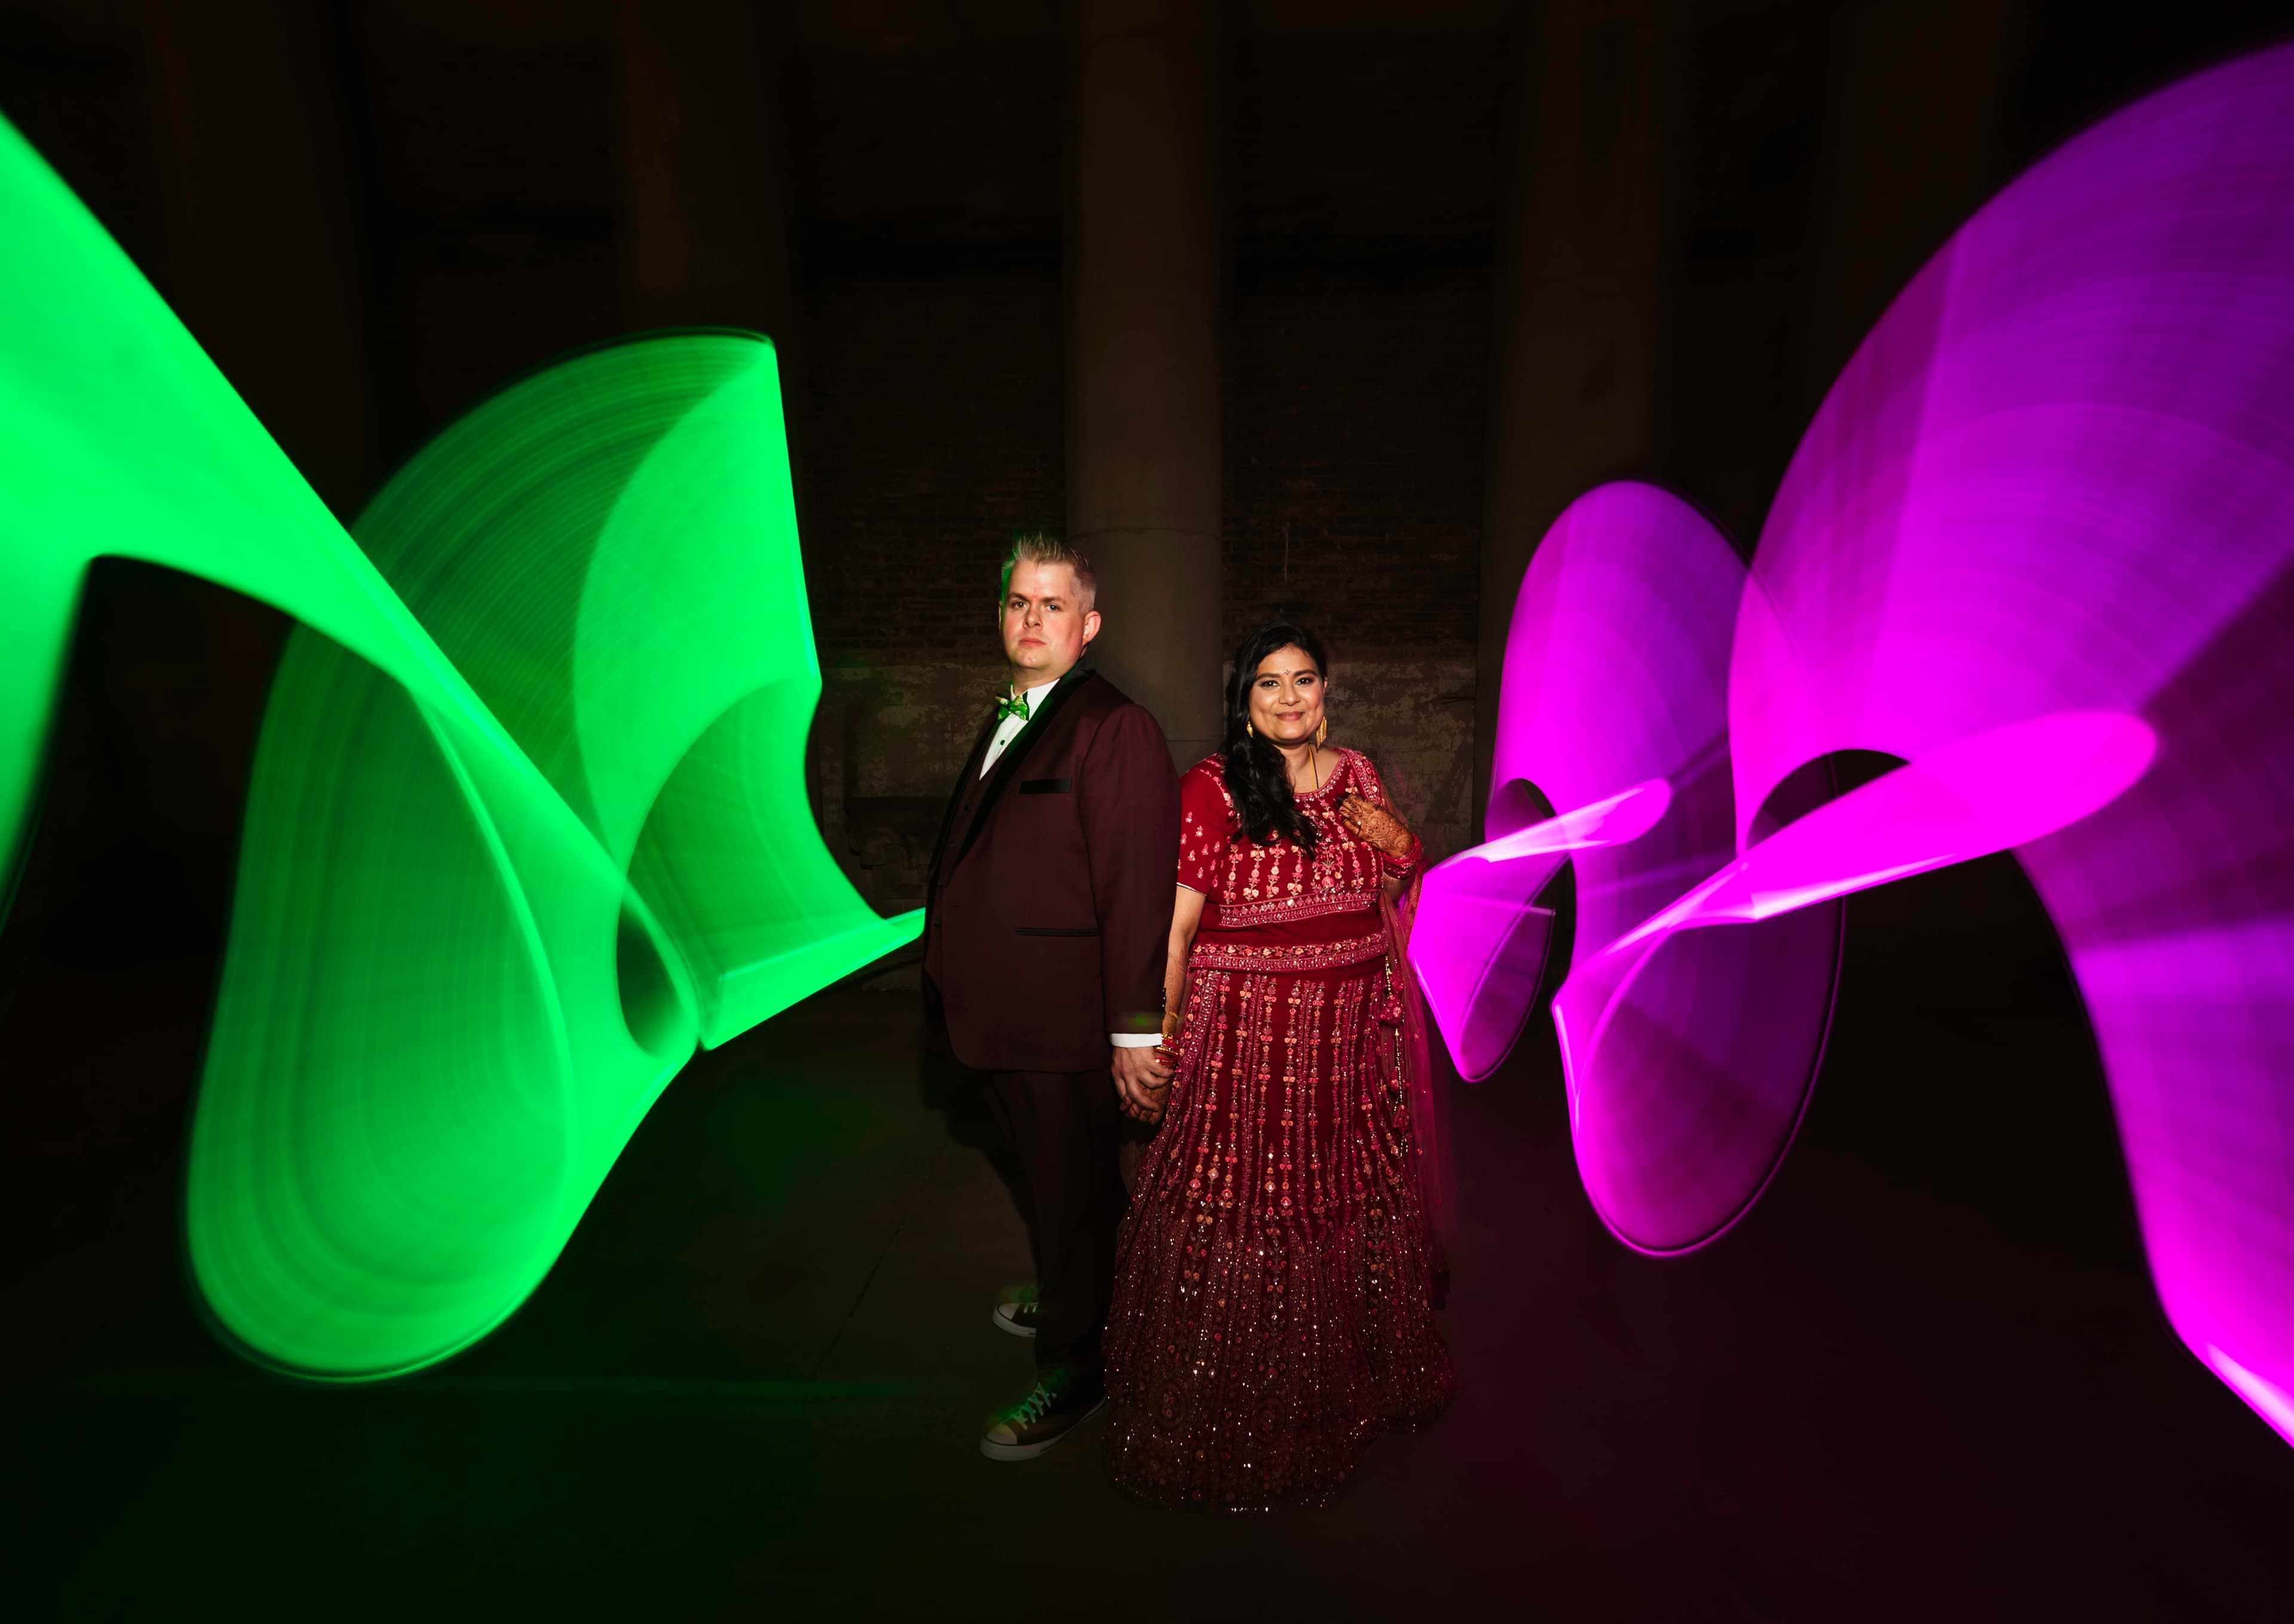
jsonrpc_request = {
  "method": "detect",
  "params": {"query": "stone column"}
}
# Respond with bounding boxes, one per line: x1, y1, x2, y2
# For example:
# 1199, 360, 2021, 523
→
617, 0, 845, 880
1806, 0, 2014, 394
141, 0, 376, 516
615, 0, 797, 343
1068, 0, 1222, 768
1474, 0, 1669, 833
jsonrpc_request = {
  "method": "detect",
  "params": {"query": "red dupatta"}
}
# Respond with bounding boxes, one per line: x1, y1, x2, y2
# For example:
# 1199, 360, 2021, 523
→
1379, 868, 1453, 1306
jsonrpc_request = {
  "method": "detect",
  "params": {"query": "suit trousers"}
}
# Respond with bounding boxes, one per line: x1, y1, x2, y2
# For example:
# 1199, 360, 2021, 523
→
984, 1065, 1127, 1377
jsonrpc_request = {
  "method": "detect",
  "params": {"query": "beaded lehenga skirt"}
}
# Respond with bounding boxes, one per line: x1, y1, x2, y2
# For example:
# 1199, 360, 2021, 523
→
1102, 952, 1453, 1512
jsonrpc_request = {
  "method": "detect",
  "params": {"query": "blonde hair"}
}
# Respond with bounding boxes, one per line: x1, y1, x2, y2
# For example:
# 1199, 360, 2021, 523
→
999, 532, 1098, 610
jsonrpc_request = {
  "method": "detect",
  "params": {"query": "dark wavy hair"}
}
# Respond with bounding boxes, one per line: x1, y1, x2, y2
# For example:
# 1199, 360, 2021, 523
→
1221, 622, 1332, 849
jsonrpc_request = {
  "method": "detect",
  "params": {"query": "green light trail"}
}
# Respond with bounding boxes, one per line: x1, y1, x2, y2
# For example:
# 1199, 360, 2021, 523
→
0, 114, 919, 1380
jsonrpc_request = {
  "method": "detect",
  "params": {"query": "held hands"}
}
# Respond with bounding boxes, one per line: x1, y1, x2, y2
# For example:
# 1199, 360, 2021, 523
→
1339, 793, 1415, 859
1113, 1040, 1173, 1126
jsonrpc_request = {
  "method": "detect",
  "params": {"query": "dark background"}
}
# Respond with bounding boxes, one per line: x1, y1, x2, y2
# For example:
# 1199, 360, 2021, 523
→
4, 2, 2293, 1618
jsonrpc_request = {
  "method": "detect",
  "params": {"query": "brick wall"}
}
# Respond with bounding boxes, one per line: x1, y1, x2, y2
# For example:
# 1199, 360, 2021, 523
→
355, 42, 625, 465
1220, 30, 1511, 861
1656, 10, 1843, 554
798, 257, 1065, 664
787, 36, 1066, 908
1221, 259, 1489, 861
793, 26, 1513, 886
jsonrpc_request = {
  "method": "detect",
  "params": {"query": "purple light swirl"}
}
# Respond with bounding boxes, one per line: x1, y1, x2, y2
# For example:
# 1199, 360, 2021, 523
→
1418, 483, 1741, 1095
1419, 482, 1843, 1253
1416, 43, 2294, 1444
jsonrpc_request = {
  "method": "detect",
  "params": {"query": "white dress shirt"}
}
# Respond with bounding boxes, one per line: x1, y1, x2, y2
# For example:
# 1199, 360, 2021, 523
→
980, 677, 1059, 778
987, 676, 1162, 1051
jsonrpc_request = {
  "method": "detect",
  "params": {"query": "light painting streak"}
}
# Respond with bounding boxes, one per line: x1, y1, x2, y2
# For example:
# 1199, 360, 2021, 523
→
1416, 41, 2294, 1448
0, 112, 919, 1380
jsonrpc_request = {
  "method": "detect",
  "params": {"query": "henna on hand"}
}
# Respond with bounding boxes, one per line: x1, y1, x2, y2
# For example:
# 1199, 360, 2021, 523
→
1338, 792, 1415, 858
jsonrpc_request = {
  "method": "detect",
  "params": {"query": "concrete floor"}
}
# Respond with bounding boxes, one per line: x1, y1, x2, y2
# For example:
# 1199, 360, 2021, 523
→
8, 856, 2293, 1619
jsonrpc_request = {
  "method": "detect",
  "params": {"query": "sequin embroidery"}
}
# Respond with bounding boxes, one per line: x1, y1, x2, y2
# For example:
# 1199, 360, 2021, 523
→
1105, 747, 1453, 1514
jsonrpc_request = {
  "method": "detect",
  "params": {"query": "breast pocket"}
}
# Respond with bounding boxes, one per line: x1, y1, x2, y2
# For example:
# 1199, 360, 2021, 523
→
1019, 778, 1073, 795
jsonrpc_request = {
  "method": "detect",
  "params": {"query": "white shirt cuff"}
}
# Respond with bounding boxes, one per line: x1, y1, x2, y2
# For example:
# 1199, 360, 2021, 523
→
1109, 1032, 1162, 1048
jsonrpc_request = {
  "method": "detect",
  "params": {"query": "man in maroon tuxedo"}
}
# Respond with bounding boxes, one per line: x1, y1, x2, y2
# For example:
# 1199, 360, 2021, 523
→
924, 535, 1180, 1461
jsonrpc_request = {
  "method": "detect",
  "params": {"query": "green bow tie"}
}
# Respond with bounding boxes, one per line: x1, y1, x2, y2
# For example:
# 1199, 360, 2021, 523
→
996, 691, 1033, 723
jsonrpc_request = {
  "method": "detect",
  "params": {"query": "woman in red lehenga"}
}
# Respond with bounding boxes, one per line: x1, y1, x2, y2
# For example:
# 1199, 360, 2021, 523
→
1103, 622, 1453, 1511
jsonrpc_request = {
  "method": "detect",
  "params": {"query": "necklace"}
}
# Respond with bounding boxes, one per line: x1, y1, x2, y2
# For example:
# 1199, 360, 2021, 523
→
1292, 744, 1320, 794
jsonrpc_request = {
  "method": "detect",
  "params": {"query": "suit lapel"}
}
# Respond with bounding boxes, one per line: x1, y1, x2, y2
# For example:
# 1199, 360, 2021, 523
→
954, 666, 1095, 871
926, 710, 1000, 906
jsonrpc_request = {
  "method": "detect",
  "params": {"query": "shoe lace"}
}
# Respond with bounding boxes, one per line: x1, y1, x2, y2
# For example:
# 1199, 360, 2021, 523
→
1012, 1379, 1056, 1425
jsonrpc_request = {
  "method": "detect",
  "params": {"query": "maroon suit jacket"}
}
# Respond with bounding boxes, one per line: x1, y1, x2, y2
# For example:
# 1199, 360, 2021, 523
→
923, 665, 1180, 1073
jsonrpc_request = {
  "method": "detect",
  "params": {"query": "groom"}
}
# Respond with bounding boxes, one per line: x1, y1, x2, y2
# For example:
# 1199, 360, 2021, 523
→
923, 533, 1179, 1461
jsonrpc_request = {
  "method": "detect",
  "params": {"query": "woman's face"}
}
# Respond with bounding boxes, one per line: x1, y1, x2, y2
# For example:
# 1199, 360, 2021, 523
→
1247, 645, 1326, 747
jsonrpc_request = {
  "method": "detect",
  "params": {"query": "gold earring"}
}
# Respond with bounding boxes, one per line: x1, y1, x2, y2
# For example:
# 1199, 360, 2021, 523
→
1244, 722, 1254, 738
1315, 719, 1327, 747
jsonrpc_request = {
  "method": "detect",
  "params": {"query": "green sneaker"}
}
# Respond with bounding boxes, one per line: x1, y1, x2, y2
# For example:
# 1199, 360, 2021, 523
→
992, 1285, 1041, 1340
979, 1367, 1105, 1462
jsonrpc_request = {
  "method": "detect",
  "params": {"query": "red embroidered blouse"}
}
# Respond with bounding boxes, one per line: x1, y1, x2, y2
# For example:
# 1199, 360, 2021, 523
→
1177, 748, 1397, 975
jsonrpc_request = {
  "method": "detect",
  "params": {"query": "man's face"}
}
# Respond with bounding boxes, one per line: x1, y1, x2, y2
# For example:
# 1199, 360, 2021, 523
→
1000, 560, 1100, 684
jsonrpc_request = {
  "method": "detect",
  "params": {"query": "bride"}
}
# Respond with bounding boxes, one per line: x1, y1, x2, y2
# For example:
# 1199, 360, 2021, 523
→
1102, 622, 1453, 1511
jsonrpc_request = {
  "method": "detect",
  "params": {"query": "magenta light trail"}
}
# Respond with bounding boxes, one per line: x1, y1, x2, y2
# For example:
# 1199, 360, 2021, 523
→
1416, 42, 2294, 1447
1415, 483, 1759, 1090
1412, 776, 1670, 1084
1417, 481, 1845, 1248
